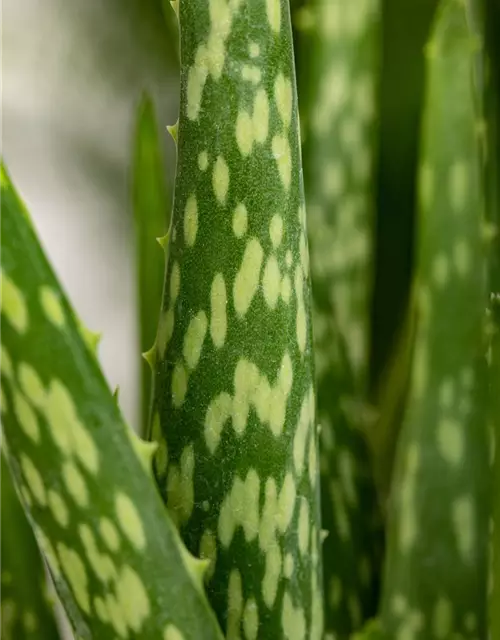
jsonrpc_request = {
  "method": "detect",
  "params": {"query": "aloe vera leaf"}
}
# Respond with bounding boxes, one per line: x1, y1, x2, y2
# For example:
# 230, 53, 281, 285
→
1, 450, 61, 640
380, 1, 490, 637
0, 164, 224, 640
150, 1, 323, 636
293, 0, 383, 636
132, 93, 169, 433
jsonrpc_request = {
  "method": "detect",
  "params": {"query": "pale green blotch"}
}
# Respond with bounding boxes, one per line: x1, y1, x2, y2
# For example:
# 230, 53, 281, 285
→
116, 565, 151, 633
266, 0, 281, 32
241, 64, 261, 84
199, 529, 217, 580
23, 611, 38, 632
432, 597, 453, 639
14, 391, 40, 443
437, 417, 464, 466
62, 461, 89, 508
20, 454, 46, 505
236, 110, 254, 156
399, 444, 420, 552
183, 311, 208, 370
166, 445, 195, 526
115, 491, 146, 550
213, 155, 230, 205
233, 238, 264, 318
170, 262, 181, 303
198, 151, 209, 172
57, 543, 90, 614
277, 472, 296, 533
272, 134, 292, 191
253, 89, 270, 144
298, 499, 310, 556
18, 362, 45, 408
452, 494, 475, 562
262, 255, 281, 310
294, 266, 307, 353
1, 345, 14, 378
205, 392, 232, 454
1, 271, 28, 333
269, 214, 283, 248
453, 239, 471, 277
172, 362, 188, 408
282, 591, 306, 640
274, 73, 292, 129
164, 625, 184, 640
227, 569, 243, 640
79, 523, 115, 583
39, 286, 65, 328
243, 598, 259, 640
284, 553, 294, 579
448, 160, 468, 214
99, 517, 121, 552
210, 273, 227, 349
47, 489, 70, 527
262, 544, 281, 608
184, 195, 198, 248
233, 203, 248, 239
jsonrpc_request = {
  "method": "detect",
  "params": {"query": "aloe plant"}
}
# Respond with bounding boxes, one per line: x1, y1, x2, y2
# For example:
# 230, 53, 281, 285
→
380, 2, 490, 638
1, 449, 60, 640
2, 0, 500, 637
292, 1, 383, 636
0, 164, 223, 639
149, 1, 323, 637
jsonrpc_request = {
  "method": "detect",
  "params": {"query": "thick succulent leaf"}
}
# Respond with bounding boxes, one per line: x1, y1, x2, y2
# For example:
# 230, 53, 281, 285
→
380, 1, 490, 637
151, 1, 323, 637
1, 450, 61, 640
132, 93, 169, 433
293, 0, 383, 636
0, 164, 224, 640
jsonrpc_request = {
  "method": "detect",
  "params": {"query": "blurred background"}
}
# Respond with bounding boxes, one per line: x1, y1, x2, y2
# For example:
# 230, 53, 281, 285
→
3, 0, 179, 428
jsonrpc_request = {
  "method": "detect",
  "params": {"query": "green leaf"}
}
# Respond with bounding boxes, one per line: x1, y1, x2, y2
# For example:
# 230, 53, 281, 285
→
293, 0, 383, 636
132, 93, 170, 433
1, 450, 61, 640
380, 1, 490, 637
0, 164, 224, 640
150, 1, 323, 637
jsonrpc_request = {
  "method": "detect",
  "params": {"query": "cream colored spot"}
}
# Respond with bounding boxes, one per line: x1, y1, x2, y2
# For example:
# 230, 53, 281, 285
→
40, 286, 65, 328
277, 473, 296, 533
170, 262, 181, 302
94, 596, 109, 623
452, 494, 475, 561
18, 363, 45, 408
262, 544, 281, 608
62, 461, 88, 508
183, 195, 198, 248
266, 0, 281, 32
233, 238, 264, 318
242, 65, 261, 84
293, 390, 312, 476
285, 250, 292, 268
57, 543, 90, 614
1, 272, 28, 333
272, 135, 292, 190
262, 255, 281, 310
116, 565, 151, 632
186, 46, 209, 121
47, 490, 69, 527
259, 477, 278, 552
20, 455, 46, 505
100, 518, 121, 552
249, 42, 260, 58
278, 352, 293, 395
115, 492, 146, 550
205, 392, 232, 454
243, 598, 259, 640
284, 553, 294, 579
199, 529, 217, 580
183, 311, 208, 370
198, 151, 209, 171
164, 625, 184, 640
213, 156, 230, 205
253, 89, 269, 144
227, 569, 243, 640
433, 597, 453, 638
294, 266, 307, 353
282, 591, 306, 640
172, 362, 188, 407
241, 469, 260, 542
437, 417, 464, 466
236, 110, 254, 156
274, 73, 292, 128
269, 214, 283, 248
233, 203, 248, 238
281, 274, 291, 304
79, 523, 116, 583
14, 391, 40, 443
210, 273, 227, 348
